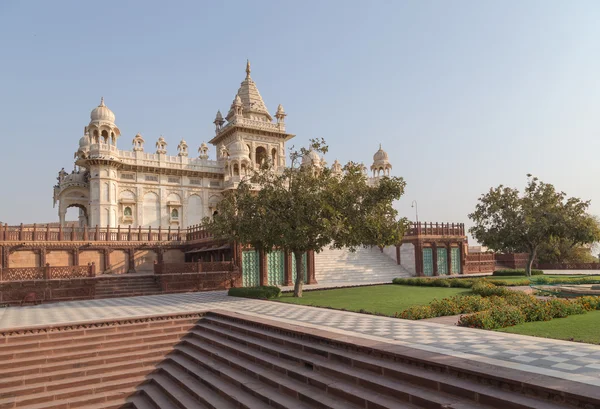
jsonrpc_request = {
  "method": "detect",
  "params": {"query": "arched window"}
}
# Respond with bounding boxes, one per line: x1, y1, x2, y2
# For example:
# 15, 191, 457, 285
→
171, 208, 179, 218
255, 147, 267, 166
101, 130, 109, 143
124, 207, 132, 216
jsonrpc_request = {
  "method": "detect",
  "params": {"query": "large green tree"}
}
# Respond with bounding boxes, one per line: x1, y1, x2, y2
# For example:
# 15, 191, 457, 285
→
205, 139, 408, 297
469, 175, 600, 276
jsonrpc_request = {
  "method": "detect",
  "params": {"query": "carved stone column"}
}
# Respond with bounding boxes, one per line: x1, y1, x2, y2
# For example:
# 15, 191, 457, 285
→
39, 248, 47, 267
103, 248, 112, 274
73, 248, 80, 266
128, 248, 136, 273
414, 241, 423, 277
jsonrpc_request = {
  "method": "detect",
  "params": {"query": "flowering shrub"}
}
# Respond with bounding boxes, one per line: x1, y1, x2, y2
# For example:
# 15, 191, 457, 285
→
397, 305, 435, 320
471, 281, 510, 297
458, 306, 525, 330
576, 296, 600, 311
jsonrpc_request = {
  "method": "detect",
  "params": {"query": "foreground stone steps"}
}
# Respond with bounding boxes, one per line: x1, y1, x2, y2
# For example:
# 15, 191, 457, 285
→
0, 314, 202, 409
124, 311, 583, 409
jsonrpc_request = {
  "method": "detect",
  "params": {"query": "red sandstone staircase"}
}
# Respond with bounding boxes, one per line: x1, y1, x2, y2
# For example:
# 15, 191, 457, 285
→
0, 313, 201, 409
1, 311, 597, 409
125, 311, 595, 409
95, 276, 161, 299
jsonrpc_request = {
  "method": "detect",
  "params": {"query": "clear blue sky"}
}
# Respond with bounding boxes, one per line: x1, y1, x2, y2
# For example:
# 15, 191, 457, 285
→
1, 1, 600, 234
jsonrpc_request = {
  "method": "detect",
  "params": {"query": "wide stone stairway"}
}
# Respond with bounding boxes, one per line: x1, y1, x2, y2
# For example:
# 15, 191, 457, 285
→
124, 311, 589, 409
95, 275, 162, 299
0, 308, 596, 409
315, 246, 412, 284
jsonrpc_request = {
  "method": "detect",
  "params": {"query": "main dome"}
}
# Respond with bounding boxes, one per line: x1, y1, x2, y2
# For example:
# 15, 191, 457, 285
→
90, 97, 115, 123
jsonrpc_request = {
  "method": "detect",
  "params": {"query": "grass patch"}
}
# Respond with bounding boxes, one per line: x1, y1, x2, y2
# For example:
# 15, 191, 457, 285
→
498, 310, 600, 344
278, 284, 470, 316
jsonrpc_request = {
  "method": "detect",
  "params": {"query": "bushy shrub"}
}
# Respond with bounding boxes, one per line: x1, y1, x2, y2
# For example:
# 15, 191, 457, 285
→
429, 298, 461, 316
392, 277, 477, 288
493, 269, 543, 276
471, 281, 511, 297
397, 305, 435, 320
545, 298, 586, 318
458, 305, 526, 329
449, 279, 476, 288
576, 296, 600, 311
228, 286, 281, 299
486, 279, 531, 287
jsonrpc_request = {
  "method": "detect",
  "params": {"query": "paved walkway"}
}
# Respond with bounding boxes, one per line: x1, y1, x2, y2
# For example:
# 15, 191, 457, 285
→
1, 291, 599, 387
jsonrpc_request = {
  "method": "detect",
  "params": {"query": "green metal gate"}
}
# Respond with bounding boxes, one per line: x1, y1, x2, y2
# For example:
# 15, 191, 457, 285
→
267, 250, 285, 286
242, 250, 260, 287
451, 247, 461, 274
422, 248, 433, 276
437, 248, 448, 275
291, 252, 308, 284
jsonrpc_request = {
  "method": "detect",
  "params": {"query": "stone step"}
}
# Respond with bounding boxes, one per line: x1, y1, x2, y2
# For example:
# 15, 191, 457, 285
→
1, 347, 172, 380
0, 331, 187, 363
0, 374, 142, 408
0, 365, 153, 403
166, 352, 316, 409
0, 354, 163, 390
149, 368, 232, 409
0, 338, 181, 372
20, 388, 135, 409
190, 323, 478, 409
202, 314, 572, 409
0, 317, 199, 349
179, 335, 407, 409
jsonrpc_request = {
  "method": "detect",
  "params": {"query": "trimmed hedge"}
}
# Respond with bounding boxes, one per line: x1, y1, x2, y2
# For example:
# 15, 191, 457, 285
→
399, 280, 600, 330
531, 276, 600, 285
492, 269, 544, 276
392, 277, 475, 288
228, 286, 281, 299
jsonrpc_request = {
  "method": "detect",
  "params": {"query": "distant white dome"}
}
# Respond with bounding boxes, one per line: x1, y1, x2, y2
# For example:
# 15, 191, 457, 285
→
373, 145, 389, 162
90, 97, 115, 123
302, 150, 322, 167
79, 136, 89, 149
228, 139, 250, 158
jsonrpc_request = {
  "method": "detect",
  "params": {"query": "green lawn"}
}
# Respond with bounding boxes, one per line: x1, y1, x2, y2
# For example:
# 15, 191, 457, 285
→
498, 310, 600, 344
278, 285, 470, 316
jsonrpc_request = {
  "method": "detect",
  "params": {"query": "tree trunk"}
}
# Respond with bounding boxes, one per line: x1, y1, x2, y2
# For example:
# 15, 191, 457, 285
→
526, 248, 537, 277
293, 250, 304, 298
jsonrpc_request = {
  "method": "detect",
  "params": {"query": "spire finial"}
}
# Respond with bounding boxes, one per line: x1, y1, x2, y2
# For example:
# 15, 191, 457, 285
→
379, 143, 382, 150
100, 97, 105, 106
246, 59, 251, 77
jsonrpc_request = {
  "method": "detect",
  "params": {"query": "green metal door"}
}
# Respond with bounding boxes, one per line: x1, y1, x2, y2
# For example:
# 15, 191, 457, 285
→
267, 250, 285, 286
437, 248, 448, 275
451, 247, 461, 274
242, 250, 259, 287
291, 252, 308, 284
423, 248, 433, 276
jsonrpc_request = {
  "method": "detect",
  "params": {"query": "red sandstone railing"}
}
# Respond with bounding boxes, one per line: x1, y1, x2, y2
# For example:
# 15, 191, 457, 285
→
154, 261, 235, 274
0, 263, 95, 282
495, 253, 529, 269
0, 223, 214, 243
406, 222, 465, 237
